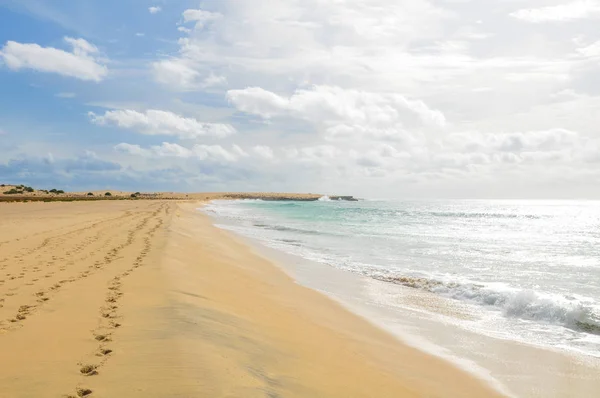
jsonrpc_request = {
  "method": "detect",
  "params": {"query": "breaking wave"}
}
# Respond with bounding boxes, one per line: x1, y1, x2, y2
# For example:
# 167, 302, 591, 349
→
375, 275, 600, 334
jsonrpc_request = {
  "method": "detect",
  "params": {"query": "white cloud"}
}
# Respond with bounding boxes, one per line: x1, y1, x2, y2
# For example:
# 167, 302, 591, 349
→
89, 109, 236, 139
152, 58, 227, 90
149, 6, 162, 14
64, 37, 99, 55
152, 59, 200, 90
227, 85, 445, 145
0, 37, 107, 81
135, 33, 145, 37
227, 86, 446, 127
115, 142, 248, 163
182, 9, 222, 28
252, 145, 274, 160
9, 0, 600, 197
510, 1, 600, 23
203, 73, 227, 87
577, 40, 600, 57
444, 129, 582, 154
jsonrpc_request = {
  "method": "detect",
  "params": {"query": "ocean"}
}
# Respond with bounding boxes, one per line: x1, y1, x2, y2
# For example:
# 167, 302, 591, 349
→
203, 198, 600, 394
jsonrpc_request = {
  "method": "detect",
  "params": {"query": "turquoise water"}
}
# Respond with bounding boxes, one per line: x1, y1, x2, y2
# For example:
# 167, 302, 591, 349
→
205, 198, 600, 358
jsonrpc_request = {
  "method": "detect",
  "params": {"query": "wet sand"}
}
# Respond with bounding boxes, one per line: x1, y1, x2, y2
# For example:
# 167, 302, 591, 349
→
0, 200, 503, 397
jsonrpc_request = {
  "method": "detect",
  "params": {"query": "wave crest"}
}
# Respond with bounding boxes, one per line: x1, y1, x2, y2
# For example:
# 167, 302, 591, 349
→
375, 275, 600, 334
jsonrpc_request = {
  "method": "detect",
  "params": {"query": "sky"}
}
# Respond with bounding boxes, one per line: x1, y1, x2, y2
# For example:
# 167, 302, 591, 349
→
1, 0, 600, 198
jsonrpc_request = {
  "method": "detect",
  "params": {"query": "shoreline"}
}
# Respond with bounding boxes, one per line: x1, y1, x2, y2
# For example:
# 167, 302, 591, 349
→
203, 200, 600, 398
170, 202, 507, 397
0, 199, 504, 397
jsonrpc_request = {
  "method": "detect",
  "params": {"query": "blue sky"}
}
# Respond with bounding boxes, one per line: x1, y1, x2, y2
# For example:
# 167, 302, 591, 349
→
1, 0, 600, 197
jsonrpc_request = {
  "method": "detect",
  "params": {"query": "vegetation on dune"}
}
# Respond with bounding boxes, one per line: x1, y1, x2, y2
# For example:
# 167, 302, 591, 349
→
105, 192, 112, 196
87, 192, 94, 196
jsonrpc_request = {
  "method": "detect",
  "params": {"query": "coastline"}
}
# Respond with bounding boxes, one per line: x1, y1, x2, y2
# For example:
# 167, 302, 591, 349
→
167, 202, 506, 397
0, 199, 504, 397
203, 199, 600, 398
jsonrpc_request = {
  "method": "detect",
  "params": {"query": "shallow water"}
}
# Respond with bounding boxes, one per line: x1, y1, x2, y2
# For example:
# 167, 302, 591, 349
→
204, 199, 600, 360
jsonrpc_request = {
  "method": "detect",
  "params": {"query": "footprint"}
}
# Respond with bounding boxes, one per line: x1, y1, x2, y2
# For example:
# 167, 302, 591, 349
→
79, 364, 98, 376
94, 334, 110, 342
98, 348, 112, 356
76, 387, 93, 397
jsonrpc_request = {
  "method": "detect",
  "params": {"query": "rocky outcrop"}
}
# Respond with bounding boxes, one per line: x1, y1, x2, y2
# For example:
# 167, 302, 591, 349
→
329, 196, 359, 201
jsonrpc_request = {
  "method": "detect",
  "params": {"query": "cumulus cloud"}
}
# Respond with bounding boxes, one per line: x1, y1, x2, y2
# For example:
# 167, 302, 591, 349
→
227, 86, 446, 127
577, 40, 600, 57
0, 37, 107, 81
149, 6, 161, 14
152, 59, 200, 90
152, 58, 226, 90
202, 73, 227, 87
182, 9, 222, 28
227, 85, 445, 144
8, 0, 600, 197
115, 142, 249, 163
64, 37, 99, 55
89, 109, 236, 139
444, 129, 583, 155
252, 145, 274, 160
510, 1, 600, 23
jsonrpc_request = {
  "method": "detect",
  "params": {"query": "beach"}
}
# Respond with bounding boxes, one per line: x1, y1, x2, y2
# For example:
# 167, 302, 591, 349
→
0, 199, 504, 397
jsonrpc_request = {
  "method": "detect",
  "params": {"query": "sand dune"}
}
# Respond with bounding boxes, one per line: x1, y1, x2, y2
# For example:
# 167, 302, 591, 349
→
0, 200, 503, 397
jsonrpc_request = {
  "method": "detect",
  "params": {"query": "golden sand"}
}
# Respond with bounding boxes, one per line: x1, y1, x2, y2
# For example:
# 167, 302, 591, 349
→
0, 200, 503, 397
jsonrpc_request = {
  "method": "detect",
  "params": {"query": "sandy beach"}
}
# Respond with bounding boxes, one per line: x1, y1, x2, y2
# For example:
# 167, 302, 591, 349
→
0, 199, 504, 397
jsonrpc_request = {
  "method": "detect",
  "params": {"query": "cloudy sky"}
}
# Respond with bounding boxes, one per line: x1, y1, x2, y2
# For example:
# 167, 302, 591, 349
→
1, 0, 599, 198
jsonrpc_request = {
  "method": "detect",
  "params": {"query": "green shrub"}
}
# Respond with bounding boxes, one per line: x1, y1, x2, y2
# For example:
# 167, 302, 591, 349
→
87, 192, 94, 196
4, 189, 21, 195
23, 186, 34, 193
105, 192, 112, 197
